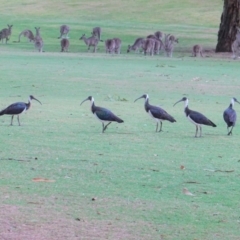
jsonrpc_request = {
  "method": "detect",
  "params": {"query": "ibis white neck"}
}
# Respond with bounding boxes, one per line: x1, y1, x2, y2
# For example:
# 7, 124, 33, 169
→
90, 97, 95, 106
28, 97, 32, 103
184, 98, 189, 108
231, 98, 234, 106
145, 94, 149, 102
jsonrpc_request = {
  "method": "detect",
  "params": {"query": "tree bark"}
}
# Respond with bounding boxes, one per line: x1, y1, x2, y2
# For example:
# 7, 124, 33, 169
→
216, 0, 240, 52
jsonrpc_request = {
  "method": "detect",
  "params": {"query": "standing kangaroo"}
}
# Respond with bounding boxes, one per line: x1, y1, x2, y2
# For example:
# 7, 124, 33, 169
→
58, 25, 70, 39
34, 27, 44, 52
192, 44, 203, 57
153, 39, 163, 55
113, 38, 122, 54
127, 37, 145, 53
154, 31, 164, 40
16, 29, 35, 42
0, 24, 13, 44
105, 39, 116, 53
164, 34, 178, 57
147, 35, 163, 55
142, 38, 155, 56
92, 27, 101, 40
79, 34, 100, 53
232, 27, 240, 59
61, 38, 70, 52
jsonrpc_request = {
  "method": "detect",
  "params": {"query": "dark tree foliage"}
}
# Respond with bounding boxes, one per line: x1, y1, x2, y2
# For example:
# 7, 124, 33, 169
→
216, 0, 240, 52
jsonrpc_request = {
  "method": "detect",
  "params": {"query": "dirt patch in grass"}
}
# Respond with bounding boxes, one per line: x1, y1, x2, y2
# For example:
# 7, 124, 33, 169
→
0, 204, 158, 240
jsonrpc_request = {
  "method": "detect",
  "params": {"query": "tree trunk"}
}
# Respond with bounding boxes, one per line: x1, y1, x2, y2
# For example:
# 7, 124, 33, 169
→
216, 0, 240, 52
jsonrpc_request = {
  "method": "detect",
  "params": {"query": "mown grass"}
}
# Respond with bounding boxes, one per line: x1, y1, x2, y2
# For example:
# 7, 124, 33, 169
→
1, 1, 240, 240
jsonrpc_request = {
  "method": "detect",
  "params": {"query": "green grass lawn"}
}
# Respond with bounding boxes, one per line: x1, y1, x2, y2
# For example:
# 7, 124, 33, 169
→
1, 1, 240, 240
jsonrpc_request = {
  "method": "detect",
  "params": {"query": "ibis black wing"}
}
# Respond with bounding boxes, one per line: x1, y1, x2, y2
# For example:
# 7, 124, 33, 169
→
95, 107, 123, 123
150, 106, 176, 122
189, 110, 216, 127
0, 102, 26, 115
223, 108, 236, 127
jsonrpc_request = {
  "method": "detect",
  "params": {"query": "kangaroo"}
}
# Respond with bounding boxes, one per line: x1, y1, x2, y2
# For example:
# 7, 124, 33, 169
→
16, 29, 35, 42
142, 38, 155, 56
58, 25, 70, 39
105, 39, 116, 53
113, 38, 121, 54
154, 31, 164, 40
34, 27, 44, 52
147, 34, 158, 39
80, 34, 99, 53
0, 24, 13, 44
153, 39, 163, 55
168, 34, 179, 43
232, 27, 240, 59
192, 44, 203, 57
61, 38, 70, 52
147, 35, 164, 55
92, 27, 101, 40
163, 34, 178, 57
127, 37, 145, 53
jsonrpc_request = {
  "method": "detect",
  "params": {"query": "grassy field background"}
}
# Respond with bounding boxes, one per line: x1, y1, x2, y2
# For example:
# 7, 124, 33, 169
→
1, 1, 240, 240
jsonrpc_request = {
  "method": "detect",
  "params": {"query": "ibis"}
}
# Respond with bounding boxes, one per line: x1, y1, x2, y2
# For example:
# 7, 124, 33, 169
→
173, 97, 216, 137
0, 95, 42, 126
80, 96, 124, 133
134, 94, 176, 132
223, 97, 240, 135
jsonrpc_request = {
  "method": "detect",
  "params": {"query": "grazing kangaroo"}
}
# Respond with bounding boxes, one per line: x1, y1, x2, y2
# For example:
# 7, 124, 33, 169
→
58, 25, 70, 39
142, 38, 155, 56
80, 34, 100, 53
0, 24, 13, 44
192, 44, 203, 57
113, 38, 122, 54
127, 37, 145, 53
105, 39, 116, 53
34, 27, 44, 52
232, 27, 240, 59
16, 29, 35, 42
163, 34, 178, 57
92, 27, 101, 40
154, 31, 164, 40
61, 38, 70, 52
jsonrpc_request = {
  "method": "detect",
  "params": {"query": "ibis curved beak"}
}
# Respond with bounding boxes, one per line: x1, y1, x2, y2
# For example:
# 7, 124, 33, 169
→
236, 100, 240, 104
33, 97, 42, 105
173, 99, 184, 107
80, 97, 89, 106
134, 95, 145, 102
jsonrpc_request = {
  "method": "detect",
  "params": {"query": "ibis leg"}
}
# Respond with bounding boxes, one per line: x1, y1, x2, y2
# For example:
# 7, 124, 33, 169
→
195, 125, 198, 138
10, 115, 14, 126
228, 126, 234, 135
199, 126, 202, 137
155, 122, 158, 132
103, 122, 112, 133
17, 115, 21, 126
158, 122, 163, 132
